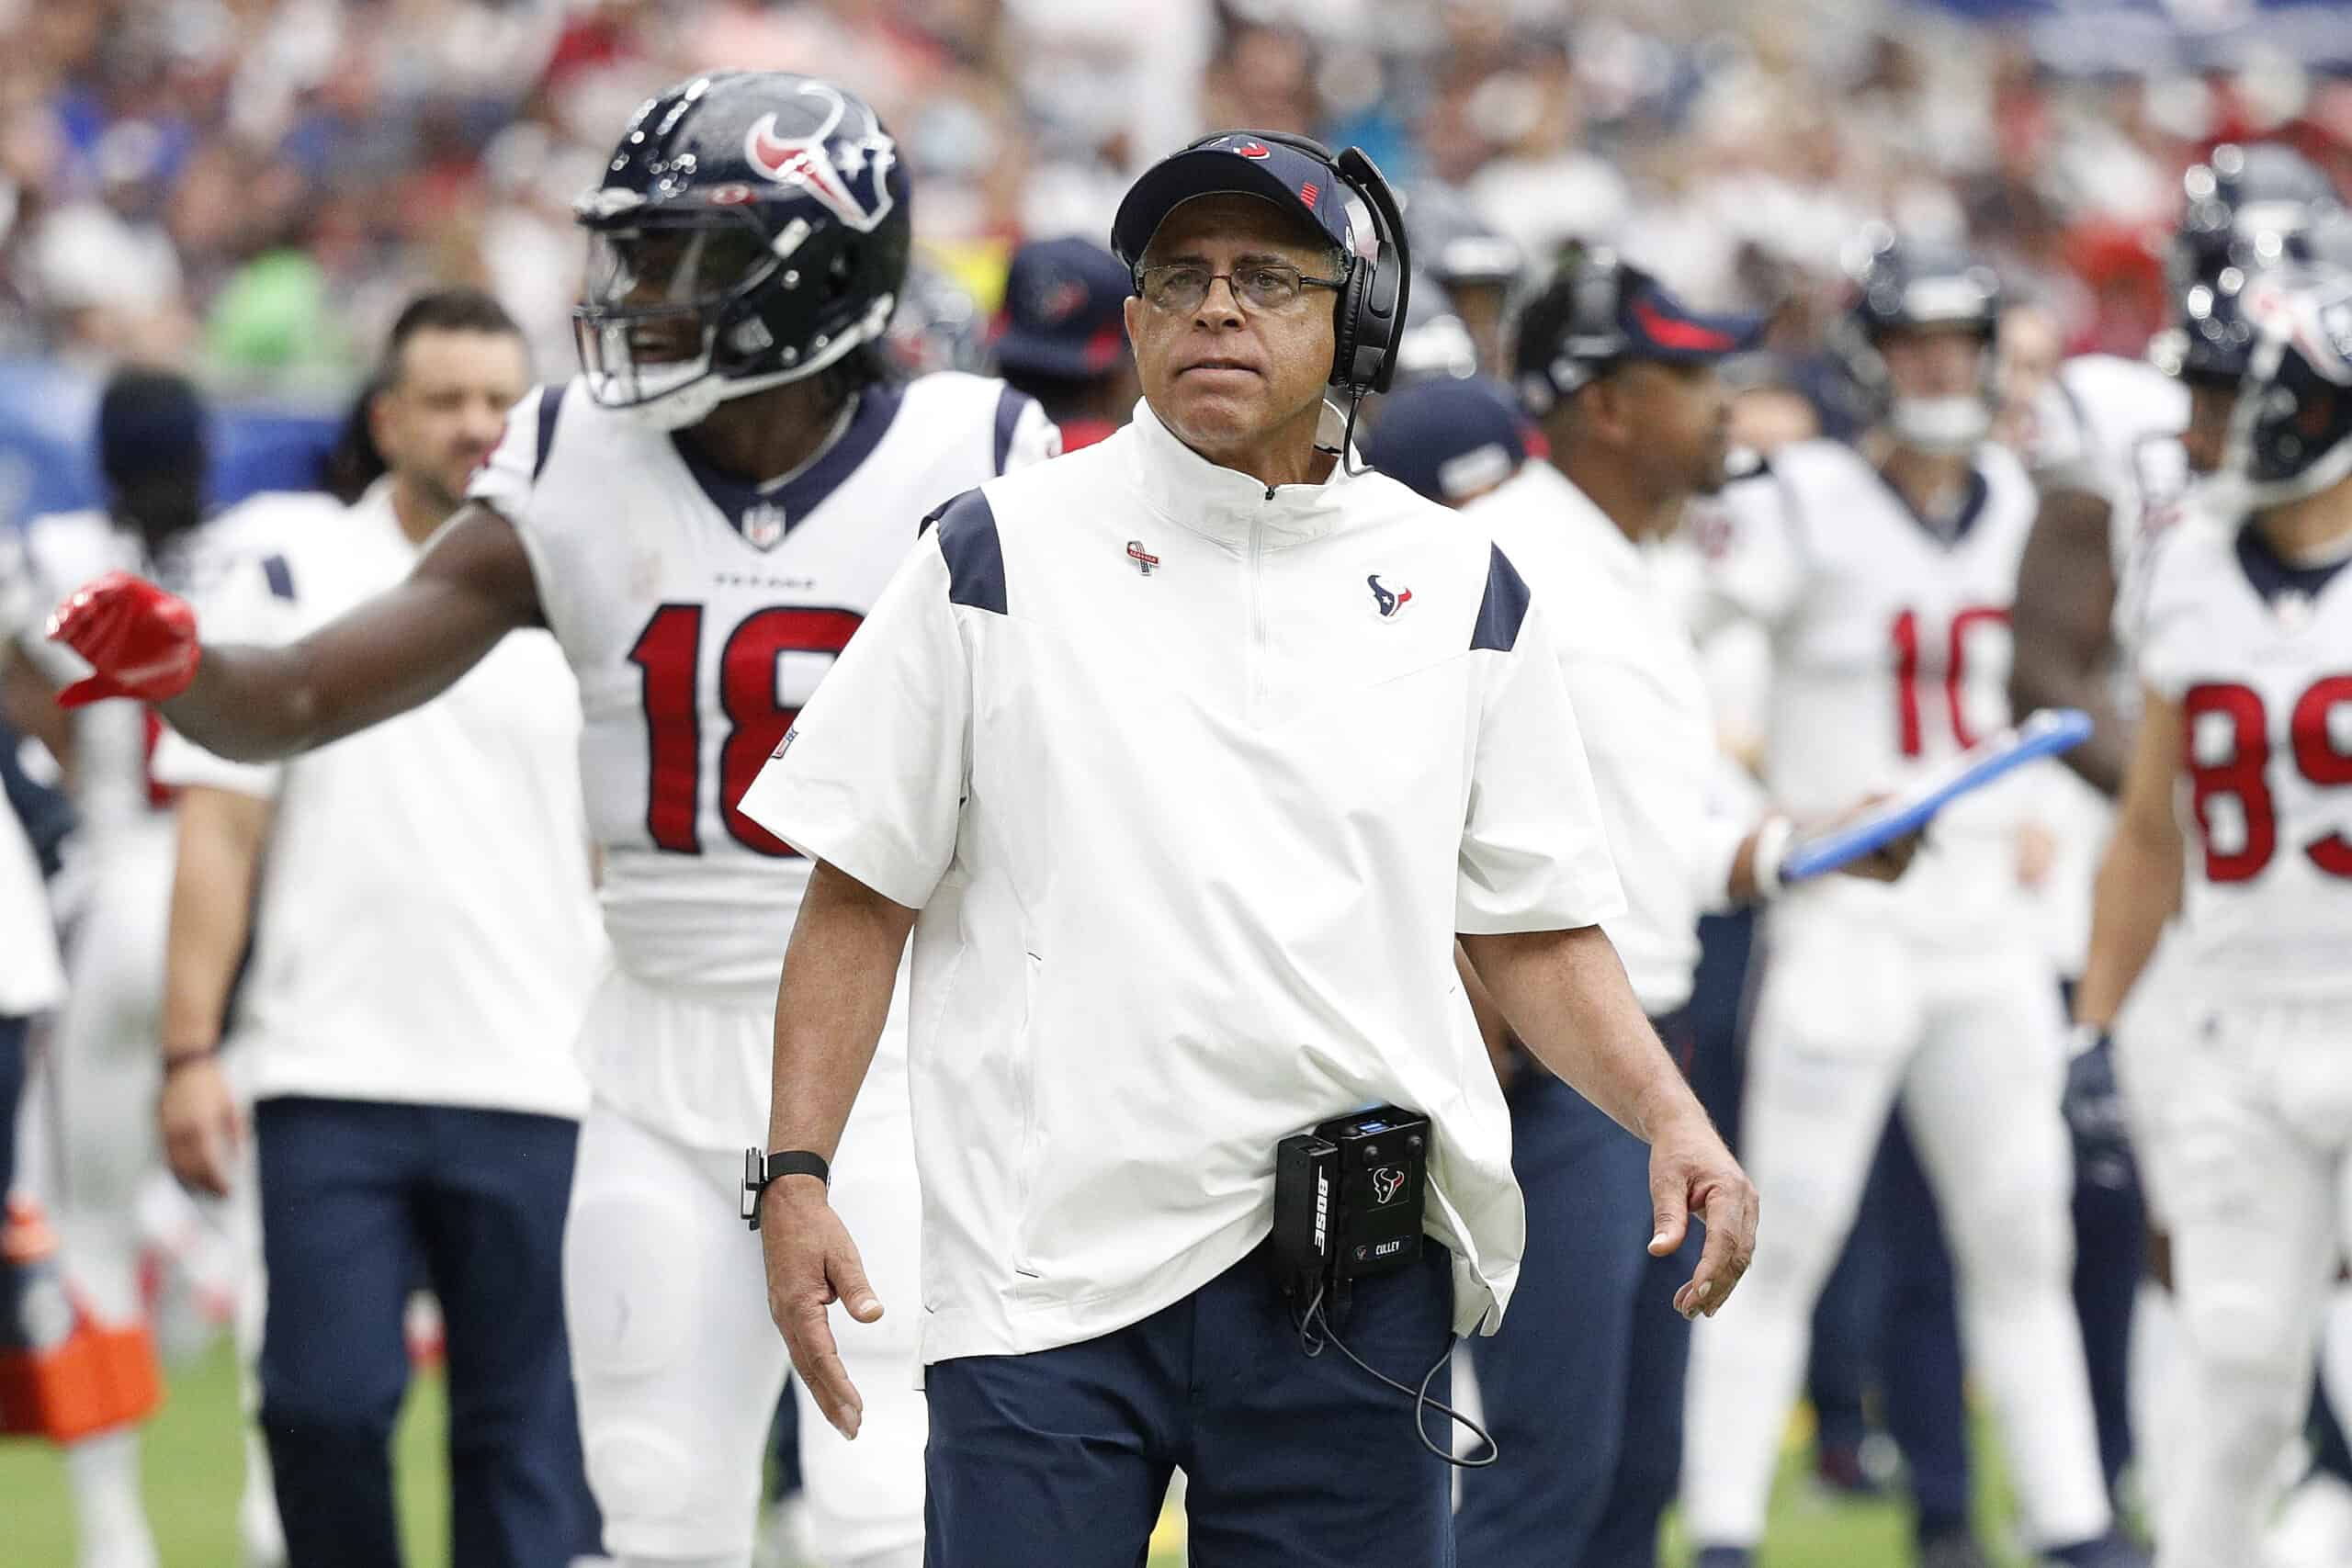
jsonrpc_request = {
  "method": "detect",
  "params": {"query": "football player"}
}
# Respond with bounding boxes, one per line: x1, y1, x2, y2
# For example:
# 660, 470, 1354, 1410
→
2074, 254, 2352, 1568
45, 72, 1057, 1568
2009, 141, 2344, 1515
1680, 232, 2135, 1568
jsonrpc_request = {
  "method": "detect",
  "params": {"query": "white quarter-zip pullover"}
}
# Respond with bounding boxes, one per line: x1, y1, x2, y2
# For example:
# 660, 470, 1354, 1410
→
740, 398, 1624, 1366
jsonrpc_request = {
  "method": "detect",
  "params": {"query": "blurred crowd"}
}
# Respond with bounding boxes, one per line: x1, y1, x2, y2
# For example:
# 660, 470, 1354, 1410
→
4, 0, 2351, 412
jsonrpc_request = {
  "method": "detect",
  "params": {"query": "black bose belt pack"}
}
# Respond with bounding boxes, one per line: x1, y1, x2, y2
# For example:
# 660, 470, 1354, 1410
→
1269, 1105, 1430, 1326
1267, 1104, 1496, 1467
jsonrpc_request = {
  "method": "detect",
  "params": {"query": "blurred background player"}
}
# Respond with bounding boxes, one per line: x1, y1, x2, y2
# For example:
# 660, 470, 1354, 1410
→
0, 532, 71, 1498
2011, 140, 2352, 1534
1403, 186, 1523, 380
987, 235, 1137, 451
45, 71, 1057, 1568
0, 367, 227, 1568
2074, 254, 2352, 1568
1681, 231, 2136, 1568
1368, 258, 1917, 1568
150, 288, 605, 1568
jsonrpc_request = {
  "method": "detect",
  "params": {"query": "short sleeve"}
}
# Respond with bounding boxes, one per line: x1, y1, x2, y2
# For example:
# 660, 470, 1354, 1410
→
468, 385, 558, 520
2021, 371, 2104, 495
1456, 595, 1626, 935
992, 386, 1063, 474
735, 525, 972, 909
1687, 470, 1803, 638
150, 550, 302, 799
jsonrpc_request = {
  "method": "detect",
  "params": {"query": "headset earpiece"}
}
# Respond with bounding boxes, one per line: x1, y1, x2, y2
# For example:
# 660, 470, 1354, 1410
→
1334, 146, 1409, 394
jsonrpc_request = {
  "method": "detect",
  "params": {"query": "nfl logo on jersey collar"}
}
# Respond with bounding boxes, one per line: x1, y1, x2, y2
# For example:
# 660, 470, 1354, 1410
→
742, 501, 789, 551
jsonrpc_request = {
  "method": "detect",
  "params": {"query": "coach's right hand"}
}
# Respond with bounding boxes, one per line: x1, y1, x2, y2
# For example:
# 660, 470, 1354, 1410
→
760, 1178, 884, 1439
45, 570, 201, 707
159, 1054, 243, 1198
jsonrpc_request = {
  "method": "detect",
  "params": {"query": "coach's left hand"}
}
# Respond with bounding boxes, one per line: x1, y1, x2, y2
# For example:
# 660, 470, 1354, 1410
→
1645, 1111, 1758, 1320
760, 1178, 885, 1438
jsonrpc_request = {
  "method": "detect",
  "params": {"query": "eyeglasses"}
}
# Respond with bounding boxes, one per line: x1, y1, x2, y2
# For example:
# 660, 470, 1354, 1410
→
1136, 261, 1346, 315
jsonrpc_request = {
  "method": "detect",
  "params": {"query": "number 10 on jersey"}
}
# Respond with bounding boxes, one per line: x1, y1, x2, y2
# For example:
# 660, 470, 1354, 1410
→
628, 603, 864, 856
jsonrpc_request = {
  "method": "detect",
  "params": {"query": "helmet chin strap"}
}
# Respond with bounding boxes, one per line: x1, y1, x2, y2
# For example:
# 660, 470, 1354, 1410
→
1889, 395, 1991, 456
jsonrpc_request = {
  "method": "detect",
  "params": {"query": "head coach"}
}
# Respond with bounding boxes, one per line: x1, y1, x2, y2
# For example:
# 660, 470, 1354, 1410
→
735, 131, 1758, 1568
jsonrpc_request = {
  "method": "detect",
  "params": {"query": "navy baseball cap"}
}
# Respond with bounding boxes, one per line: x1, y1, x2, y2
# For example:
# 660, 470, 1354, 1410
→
1111, 131, 1356, 272
993, 237, 1134, 379
1361, 376, 1528, 505
1515, 255, 1765, 412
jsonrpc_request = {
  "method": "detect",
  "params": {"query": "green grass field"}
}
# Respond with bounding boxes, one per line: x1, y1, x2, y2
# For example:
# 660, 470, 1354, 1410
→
0, 1345, 2030, 1567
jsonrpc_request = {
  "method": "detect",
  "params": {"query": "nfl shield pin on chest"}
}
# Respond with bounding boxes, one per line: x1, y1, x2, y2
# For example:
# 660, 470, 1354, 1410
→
741, 502, 788, 551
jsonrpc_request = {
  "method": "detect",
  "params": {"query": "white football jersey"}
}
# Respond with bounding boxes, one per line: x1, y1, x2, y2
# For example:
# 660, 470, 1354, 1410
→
1696, 438, 2041, 931
2138, 519, 2352, 994
5, 506, 288, 844
469, 371, 1057, 995
2024, 353, 2192, 642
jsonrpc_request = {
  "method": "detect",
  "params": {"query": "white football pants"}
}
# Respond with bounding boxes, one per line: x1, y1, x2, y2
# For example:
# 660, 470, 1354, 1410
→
50, 818, 174, 1327
2150, 995, 2352, 1568
564, 1076, 925, 1567
1681, 897, 2111, 1549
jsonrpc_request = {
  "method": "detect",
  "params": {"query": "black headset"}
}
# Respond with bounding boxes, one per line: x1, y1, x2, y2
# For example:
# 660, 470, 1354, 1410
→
1174, 129, 1413, 396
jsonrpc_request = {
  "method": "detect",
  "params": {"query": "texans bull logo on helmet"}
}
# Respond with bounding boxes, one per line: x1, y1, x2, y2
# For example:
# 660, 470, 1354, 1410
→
743, 80, 899, 235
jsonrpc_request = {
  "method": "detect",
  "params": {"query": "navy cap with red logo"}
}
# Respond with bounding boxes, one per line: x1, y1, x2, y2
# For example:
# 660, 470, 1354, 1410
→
1360, 376, 1530, 506
1513, 254, 1764, 413
993, 236, 1135, 380
1111, 132, 1356, 273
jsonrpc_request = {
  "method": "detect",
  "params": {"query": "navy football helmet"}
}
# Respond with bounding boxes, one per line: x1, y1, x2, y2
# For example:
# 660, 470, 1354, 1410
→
2221, 262, 2352, 508
1831, 226, 2004, 454
2156, 143, 2342, 387
571, 72, 912, 429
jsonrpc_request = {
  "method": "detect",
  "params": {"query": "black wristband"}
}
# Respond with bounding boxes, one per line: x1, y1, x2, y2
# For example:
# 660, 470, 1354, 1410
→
741, 1147, 831, 1230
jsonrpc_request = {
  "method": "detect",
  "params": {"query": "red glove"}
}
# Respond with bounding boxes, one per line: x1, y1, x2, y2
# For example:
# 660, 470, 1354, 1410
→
43, 571, 201, 708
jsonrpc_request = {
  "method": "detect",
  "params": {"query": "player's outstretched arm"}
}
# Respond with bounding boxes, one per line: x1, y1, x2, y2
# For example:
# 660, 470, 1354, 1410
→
2010, 484, 2129, 794
1461, 924, 1757, 1320
2075, 683, 2186, 1029
46, 504, 540, 761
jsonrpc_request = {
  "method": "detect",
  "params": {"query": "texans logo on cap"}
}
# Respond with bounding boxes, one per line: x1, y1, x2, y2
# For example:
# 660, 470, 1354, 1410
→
1231, 140, 1272, 159
1031, 277, 1088, 326
1630, 295, 1737, 354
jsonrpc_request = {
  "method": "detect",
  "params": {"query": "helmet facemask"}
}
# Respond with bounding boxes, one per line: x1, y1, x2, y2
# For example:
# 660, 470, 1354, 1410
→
574, 210, 793, 429
2212, 269, 2352, 512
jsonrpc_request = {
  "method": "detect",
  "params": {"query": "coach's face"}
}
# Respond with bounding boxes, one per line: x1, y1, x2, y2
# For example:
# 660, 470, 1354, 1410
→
1585, 358, 1735, 499
374, 328, 531, 515
1125, 194, 1338, 473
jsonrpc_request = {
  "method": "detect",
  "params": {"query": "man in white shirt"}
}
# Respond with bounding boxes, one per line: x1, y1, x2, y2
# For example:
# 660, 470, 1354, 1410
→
150, 291, 605, 1568
1365, 264, 1912, 1568
737, 130, 1757, 1567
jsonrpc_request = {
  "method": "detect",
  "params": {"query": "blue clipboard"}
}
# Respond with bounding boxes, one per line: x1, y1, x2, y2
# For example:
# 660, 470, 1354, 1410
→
1777, 707, 2095, 885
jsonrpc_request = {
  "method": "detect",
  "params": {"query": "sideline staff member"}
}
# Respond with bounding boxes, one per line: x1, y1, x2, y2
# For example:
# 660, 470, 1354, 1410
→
1373, 266, 1915, 1568
152, 291, 605, 1568
739, 131, 1758, 1566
